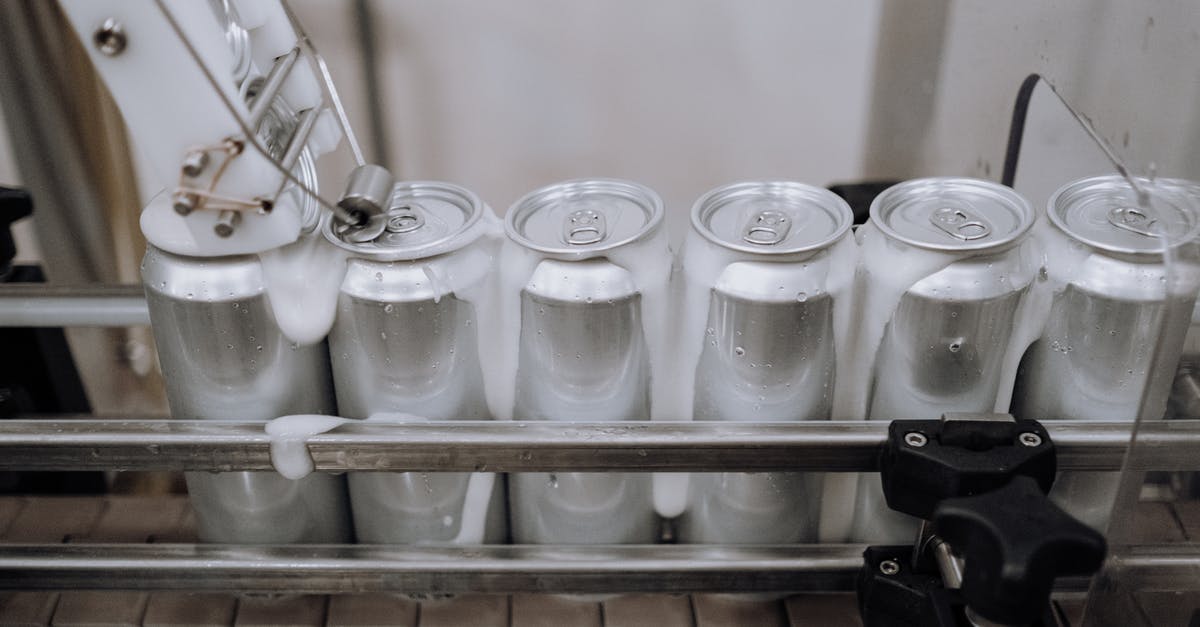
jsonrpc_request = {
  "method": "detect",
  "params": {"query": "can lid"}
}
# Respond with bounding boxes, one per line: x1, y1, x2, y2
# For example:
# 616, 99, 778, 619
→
691, 181, 852, 255
1049, 175, 1199, 255
322, 181, 485, 260
870, 178, 1034, 252
505, 178, 663, 255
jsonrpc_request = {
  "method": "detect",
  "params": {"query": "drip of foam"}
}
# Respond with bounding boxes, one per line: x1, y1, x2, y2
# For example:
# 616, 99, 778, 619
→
994, 232, 1056, 412
450, 472, 496, 544
259, 231, 350, 346
265, 414, 350, 480
652, 473, 690, 519
365, 411, 497, 544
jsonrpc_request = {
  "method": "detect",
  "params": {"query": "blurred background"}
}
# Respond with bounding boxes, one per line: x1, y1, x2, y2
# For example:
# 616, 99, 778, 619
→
1, 0, 1199, 432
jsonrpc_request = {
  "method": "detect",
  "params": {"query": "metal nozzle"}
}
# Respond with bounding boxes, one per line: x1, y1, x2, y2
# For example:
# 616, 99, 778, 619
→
336, 164, 394, 226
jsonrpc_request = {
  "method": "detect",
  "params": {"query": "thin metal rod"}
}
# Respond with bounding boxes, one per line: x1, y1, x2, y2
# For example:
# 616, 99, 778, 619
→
0, 418, 1184, 473
282, 0, 366, 166
247, 46, 301, 128
0, 285, 148, 327
0, 543, 862, 593
151, 0, 342, 215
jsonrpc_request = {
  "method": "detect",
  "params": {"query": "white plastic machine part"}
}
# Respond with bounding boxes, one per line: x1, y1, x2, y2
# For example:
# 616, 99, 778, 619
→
58, 0, 343, 256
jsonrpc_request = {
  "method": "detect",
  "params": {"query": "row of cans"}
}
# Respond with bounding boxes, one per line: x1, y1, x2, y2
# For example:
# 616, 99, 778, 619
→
142, 173, 1200, 545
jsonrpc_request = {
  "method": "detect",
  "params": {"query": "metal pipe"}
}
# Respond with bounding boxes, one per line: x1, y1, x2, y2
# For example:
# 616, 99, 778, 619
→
247, 47, 301, 128
0, 543, 869, 593
0, 418, 1187, 473
0, 285, 148, 327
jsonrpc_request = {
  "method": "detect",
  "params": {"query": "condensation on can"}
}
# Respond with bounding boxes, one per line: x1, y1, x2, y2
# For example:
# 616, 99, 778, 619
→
505, 178, 663, 544
141, 246, 352, 544
1013, 174, 1200, 531
680, 181, 853, 544
852, 177, 1036, 544
324, 181, 507, 544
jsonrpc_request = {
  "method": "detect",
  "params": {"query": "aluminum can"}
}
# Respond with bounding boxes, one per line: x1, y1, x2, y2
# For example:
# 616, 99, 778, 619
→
324, 181, 507, 543
1012, 175, 1199, 531
676, 181, 853, 543
850, 177, 1036, 543
142, 246, 352, 543
505, 178, 665, 544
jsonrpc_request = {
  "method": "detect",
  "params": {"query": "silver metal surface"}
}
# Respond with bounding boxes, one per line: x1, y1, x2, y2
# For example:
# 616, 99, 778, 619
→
505, 178, 664, 255
512, 259, 655, 543
856, 178, 1035, 544
247, 46, 301, 128
691, 181, 853, 255
142, 246, 351, 544
92, 18, 126, 56
324, 181, 485, 260
683, 182, 853, 545
328, 181, 505, 544
0, 543, 865, 594
212, 209, 241, 237
335, 163, 394, 225
1013, 175, 1200, 532
0, 284, 149, 327
869, 177, 1035, 252
507, 178, 664, 545
0, 418, 1179, 473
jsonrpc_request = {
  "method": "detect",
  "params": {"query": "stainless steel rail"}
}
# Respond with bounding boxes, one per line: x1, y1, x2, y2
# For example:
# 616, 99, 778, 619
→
0, 543, 889, 593
0, 284, 148, 327
0, 417, 1192, 473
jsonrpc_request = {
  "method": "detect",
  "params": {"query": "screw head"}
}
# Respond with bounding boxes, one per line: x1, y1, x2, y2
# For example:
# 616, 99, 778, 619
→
94, 18, 126, 56
879, 559, 900, 575
904, 432, 928, 448
181, 151, 209, 178
1019, 432, 1043, 447
171, 191, 198, 216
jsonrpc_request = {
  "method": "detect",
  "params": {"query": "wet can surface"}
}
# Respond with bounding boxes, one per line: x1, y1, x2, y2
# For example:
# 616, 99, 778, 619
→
1012, 175, 1199, 531
142, 246, 352, 543
325, 181, 507, 544
677, 181, 854, 543
504, 178, 667, 544
850, 177, 1037, 543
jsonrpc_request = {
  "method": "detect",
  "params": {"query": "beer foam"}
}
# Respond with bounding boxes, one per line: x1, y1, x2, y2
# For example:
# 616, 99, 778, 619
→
483, 228, 674, 422
450, 471, 497, 544
258, 232, 350, 346
265, 414, 350, 480
365, 412, 497, 546
669, 227, 859, 529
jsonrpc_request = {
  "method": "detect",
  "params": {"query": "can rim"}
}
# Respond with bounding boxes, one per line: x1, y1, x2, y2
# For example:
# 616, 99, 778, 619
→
869, 177, 1035, 252
1047, 174, 1200, 256
690, 181, 853, 255
321, 180, 485, 260
505, 178, 664, 255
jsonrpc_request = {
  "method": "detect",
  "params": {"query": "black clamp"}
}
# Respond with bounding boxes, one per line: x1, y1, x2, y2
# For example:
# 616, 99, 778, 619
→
857, 414, 1107, 627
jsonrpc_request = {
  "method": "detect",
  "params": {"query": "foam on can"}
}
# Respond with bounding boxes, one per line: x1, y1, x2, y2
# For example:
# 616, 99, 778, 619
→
498, 178, 671, 544
323, 181, 507, 544
847, 177, 1038, 543
1013, 174, 1200, 531
142, 247, 353, 543
673, 181, 856, 543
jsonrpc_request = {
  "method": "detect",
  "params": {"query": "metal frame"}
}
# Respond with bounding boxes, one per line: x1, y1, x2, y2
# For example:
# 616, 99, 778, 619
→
0, 417, 1183, 473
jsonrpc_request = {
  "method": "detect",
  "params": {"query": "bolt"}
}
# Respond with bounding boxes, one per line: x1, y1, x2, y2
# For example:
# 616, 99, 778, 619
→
181, 151, 209, 177
904, 432, 928, 448
879, 560, 900, 576
172, 191, 199, 216
1019, 432, 1043, 447
213, 210, 242, 238
93, 18, 126, 56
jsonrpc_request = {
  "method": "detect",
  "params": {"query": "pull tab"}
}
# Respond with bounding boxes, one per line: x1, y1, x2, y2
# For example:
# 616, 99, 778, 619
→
930, 206, 992, 241
564, 209, 606, 245
1107, 206, 1159, 237
385, 204, 426, 234
741, 210, 791, 245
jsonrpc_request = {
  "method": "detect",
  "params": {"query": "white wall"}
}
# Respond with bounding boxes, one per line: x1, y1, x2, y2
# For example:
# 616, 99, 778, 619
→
290, 0, 883, 242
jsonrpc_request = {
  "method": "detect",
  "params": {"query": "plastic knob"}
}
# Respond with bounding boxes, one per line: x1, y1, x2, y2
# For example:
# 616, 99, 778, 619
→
932, 476, 1106, 625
